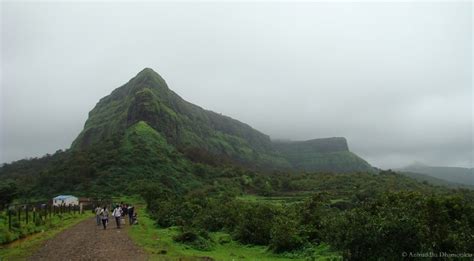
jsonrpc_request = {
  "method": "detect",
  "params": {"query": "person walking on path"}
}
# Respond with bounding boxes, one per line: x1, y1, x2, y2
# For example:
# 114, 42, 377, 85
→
100, 206, 109, 230
128, 205, 134, 225
112, 205, 123, 229
95, 206, 102, 226
123, 204, 129, 218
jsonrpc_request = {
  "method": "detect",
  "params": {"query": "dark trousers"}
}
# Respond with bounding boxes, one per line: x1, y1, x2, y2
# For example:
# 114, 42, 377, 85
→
102, 218, 107, 230
128, 214, 133, 225
115, 217, 121, 228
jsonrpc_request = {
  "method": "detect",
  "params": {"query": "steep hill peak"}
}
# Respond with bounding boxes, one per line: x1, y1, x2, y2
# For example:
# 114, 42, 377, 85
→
128, 67, 169, 92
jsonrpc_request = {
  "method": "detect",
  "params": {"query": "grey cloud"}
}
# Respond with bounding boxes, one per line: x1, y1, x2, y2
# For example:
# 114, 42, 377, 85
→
1, 1, 472, 169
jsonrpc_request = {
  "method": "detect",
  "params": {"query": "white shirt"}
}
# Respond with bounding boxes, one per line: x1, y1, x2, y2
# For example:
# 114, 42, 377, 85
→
112, 207, 122, 217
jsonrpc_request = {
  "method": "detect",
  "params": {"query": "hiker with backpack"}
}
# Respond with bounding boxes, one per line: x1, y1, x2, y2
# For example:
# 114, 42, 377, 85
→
100, 206, 109, 230
112, 205, 123, 228
95, 206, 101, 226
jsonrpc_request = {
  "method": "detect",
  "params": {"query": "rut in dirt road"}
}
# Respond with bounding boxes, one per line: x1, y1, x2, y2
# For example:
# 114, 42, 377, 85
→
29, 217, 148, 261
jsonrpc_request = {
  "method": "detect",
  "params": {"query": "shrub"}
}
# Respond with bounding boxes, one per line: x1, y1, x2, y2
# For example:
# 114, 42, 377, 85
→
323, 192, 474, 260
173, 229, 214, 251
193, 196, 241, 232
234, 203, 277, 245
269, 209, 304, 253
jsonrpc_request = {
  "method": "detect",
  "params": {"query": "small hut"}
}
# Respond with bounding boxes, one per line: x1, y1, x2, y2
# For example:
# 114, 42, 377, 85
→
52, 195, 79, 206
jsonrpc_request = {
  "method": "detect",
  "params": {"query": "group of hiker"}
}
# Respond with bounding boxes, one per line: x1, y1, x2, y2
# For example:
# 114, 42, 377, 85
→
94, 202, 137, 230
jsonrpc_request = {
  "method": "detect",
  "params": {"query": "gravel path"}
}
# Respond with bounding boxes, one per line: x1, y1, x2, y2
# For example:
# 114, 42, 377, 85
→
28, 217, 148, 261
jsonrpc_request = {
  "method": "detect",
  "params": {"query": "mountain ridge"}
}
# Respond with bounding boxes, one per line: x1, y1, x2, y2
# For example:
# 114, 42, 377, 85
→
71, 68, 372, 172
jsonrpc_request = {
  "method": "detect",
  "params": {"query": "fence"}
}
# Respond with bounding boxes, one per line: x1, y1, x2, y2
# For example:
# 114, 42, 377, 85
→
3, 204, 79, 231
2, 198, 115, 231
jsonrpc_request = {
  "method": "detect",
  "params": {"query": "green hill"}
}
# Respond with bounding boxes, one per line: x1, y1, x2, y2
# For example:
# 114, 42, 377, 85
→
71, 68, 289, 169
0, 68, 373, 197
71, 68, 370, 172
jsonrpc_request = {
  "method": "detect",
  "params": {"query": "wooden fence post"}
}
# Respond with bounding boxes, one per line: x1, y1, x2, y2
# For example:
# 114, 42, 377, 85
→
33, 208, 36, 224
17, 208, 21, 228
26, 205, 29, 224
8, 209, 12, 230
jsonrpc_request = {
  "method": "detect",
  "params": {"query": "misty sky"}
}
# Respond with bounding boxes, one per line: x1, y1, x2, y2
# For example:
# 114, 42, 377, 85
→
1, 1, 472, 169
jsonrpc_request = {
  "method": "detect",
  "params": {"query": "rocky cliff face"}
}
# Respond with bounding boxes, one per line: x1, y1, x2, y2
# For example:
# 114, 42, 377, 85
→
71, 68, 286, 168
273, 137, 350, 153
71, 68, 372, 172
273, 137, 373, 173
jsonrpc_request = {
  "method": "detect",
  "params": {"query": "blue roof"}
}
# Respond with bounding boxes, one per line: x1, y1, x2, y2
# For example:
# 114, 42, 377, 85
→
54, 195, 77, 200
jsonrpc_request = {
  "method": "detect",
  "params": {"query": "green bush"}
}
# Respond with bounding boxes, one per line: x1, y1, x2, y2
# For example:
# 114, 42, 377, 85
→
324, 192, 474, 260
0, 228, 15, 244
234, 203, 277, 245
173, 229, 214, 251
193, 196, 241, 232
269, 209, 304, 253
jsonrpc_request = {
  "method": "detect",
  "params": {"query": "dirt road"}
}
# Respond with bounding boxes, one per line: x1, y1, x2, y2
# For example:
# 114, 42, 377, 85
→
28, 217, 148, 261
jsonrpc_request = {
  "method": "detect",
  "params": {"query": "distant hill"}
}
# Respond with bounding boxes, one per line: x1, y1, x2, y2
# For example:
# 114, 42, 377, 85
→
398, 163, 474, 186
398, 171, 474, 189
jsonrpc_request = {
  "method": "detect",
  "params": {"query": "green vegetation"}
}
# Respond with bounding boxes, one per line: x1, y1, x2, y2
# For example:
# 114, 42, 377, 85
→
326, 191, 474, 259
0, 180, 17, 208
138, 170, 474, 260
1, 68, 473, 259
127, 198, 337, 260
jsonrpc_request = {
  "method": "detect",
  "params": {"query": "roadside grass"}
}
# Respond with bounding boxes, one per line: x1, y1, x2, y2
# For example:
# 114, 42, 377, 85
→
0, 212, 93, 260
124, 196, 340, 261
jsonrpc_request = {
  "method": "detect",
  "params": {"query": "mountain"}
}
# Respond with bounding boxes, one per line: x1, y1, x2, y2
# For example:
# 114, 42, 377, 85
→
71, 68, 371, 172
399, 162, 474, 186
71, 68, 289, 169
0, 68, 373, 197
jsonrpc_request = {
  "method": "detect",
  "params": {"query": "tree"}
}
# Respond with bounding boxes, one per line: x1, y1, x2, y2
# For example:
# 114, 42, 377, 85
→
0, 180, 18, 209
269, 207, 304, 253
